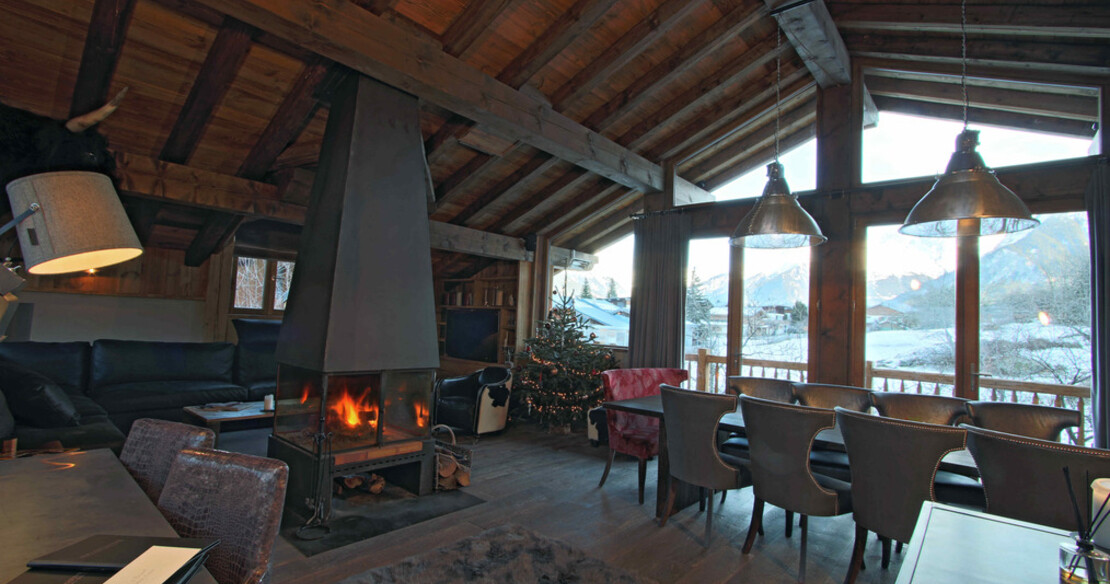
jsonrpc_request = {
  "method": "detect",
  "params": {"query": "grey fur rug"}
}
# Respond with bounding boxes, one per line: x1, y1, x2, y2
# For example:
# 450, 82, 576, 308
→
339, 524, 651, 583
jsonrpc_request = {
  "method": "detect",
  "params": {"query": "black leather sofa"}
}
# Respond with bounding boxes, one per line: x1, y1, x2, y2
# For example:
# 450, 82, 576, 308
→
0, 319, 280, 453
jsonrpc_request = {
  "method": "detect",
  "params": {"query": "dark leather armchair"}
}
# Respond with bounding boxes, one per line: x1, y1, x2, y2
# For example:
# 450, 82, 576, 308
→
792, 382, 874, 483
965, 425, 1110, 531
966, 400, 1081, 442
433, 367, 512, 435
119, 418, 216, 503
659, 384, 751, 546
871, 392, 969, 425
739, 395, 853, 583
726, 376, 795, 402
837, 408, 968, 584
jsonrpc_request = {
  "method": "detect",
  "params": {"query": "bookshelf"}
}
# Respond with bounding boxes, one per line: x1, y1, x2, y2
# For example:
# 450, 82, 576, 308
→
435, 261, 520, 365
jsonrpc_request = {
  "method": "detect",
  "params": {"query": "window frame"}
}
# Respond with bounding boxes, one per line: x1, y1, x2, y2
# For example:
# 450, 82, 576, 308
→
229, 255, 292, 317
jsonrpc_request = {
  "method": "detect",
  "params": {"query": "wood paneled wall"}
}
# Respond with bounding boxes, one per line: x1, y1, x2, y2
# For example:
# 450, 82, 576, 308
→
22, 247, 209, 299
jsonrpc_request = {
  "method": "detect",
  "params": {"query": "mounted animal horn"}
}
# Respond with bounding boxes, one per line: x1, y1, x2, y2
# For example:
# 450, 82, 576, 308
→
65, 87, 128, 133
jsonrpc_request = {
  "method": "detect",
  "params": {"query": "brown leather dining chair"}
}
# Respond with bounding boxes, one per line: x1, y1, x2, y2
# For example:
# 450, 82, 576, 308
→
119, 418, 216, 503
791, 383, 875, 483
659, 384, 752, 546
739, 395, 853, 583
726, 376, 796, 402
837, 408, 969, 584
966, 401, 1081, 442
159, 448, 289, 584
965, 425, 1110, 531
870, 392, 970, 426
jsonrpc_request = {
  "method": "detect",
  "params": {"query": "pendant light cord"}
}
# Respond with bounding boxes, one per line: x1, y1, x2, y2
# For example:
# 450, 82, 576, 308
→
961, 0, 968, 130
774, 25, 781, 163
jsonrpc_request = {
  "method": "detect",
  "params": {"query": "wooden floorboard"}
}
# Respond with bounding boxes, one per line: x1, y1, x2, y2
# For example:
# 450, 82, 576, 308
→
266, 422, 905, 584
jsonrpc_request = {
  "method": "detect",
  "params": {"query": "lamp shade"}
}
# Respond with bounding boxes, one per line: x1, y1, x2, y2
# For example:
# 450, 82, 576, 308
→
5, 171, 143, 275
900, 130, 1039, 237
730, 162, 827, 248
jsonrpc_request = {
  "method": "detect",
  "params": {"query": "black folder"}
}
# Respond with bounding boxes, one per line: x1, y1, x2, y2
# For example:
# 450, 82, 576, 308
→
26, 535, 218, 572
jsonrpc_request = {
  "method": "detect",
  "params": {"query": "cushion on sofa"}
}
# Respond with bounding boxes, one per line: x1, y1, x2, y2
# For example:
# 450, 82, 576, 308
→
93, 380, 249, 414
233, 319, 280, 388
91, 340, 235, 389
0, 341, 91, 396
68, 394, 109, 419
0, 359, 81, 427
0, 387, 14, 438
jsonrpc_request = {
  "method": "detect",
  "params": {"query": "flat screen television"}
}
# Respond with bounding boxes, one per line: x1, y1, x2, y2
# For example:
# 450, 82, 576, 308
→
444, 308, 500, 363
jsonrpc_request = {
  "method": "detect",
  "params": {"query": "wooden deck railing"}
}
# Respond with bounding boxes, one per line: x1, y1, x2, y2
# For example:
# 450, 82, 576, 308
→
683, 351, 1092, 445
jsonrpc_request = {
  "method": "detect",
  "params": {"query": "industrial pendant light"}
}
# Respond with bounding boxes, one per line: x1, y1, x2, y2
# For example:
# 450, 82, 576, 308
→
899, 0, 1038, 237
730, 26, 826, 249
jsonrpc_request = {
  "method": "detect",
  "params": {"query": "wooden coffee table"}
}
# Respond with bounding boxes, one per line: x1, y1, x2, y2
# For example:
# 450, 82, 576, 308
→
183, 401, 274, 445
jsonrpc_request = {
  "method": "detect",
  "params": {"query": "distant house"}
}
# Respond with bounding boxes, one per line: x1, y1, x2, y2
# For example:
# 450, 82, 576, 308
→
867, 304, 908, 330
574, 297, 630, 346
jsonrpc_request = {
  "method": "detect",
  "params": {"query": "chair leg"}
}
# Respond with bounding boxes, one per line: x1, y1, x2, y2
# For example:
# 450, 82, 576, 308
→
843, 525, 867, 584
660, 478, 677, 527
798, 515, 809, 583
743, 498, 765, 554
637, 457, 647, 505
896, 541, 903, 554
880, 536, 892, 569
598, 448, 616, 487
699, 487, 706, 511
785, 510, 794, 538
705, 490, 715, 547
720, 489, 727, 505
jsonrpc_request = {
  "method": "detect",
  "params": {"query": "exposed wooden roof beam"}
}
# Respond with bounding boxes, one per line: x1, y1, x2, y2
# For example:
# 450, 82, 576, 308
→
765, 0, 851, 87
185, 212, 244, 266
514, 180, 623, 237
858, 56, 1106, 90
237, 58, 340, 180
829, 4, 1110, 40
702, 122, 816, 191
440, 0, 515, 57
560, 196, 642, 250
844, 33, 1110, 76
550, 0, 704, 111
866, 68, 1100, 98
583, 2, 767, 131
686, 96, 817, 182
160, 17, 258, 164
497, 0, 620, 89
482, 168, 593, 232
450, 154, 561, 226
577, 221, 634, 253
865, 76, 1098, 122
123, 200, 159, 246
434, 153, 496, 205
871, 95, 1097, 138
195, 0, 710, 204
69, 0, 136, 117
541, 184, 637, 239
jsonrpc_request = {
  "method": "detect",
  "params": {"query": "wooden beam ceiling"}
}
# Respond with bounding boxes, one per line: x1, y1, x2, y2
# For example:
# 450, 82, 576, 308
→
865, 75, 1098, 122
871, 95, 1097, 138
828, 3, 1110, 40
70, 0, 136, 117
766, 0, 851, 87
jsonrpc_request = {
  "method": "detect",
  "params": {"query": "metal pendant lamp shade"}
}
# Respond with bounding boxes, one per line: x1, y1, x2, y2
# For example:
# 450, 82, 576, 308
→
5, 171, 143, 275
730, 162, 827, 248
900, 130, 1039, 237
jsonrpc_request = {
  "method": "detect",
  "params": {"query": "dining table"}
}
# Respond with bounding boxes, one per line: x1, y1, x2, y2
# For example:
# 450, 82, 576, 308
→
603, 394, 980, 518
0, 448, 217, 584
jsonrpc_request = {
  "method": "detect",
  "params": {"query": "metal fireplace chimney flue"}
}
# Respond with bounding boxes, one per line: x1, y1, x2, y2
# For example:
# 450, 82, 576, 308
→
270, 75, 440, 536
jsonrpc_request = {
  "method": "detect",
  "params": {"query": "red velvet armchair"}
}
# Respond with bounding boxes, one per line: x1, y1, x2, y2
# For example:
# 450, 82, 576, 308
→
598, 367, 689, 504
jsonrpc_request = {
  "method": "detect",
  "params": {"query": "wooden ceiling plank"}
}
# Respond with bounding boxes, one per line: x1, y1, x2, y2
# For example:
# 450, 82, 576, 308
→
351, 0, 401, 15
550, 0, 704, 111
866, 68, 1100, 98
451, 153, 561, 226
571, 219, 634, 253
184, 212, 245, 266
514, 180, 619, 236
539, 183, 632, 238
649, 65, 812, 162
858, 56, 1106, 90
559, 197, 641, 250
618, 35, 783, 150
765, 0, 850, 87
865, 76, 1097, 121
441, 0, 515, 57
872, 95, 1097, 138
583, 1, 767, 132
193, 0, 710, 201
481, 168, 592, 232
434, 152, 496, 206
829, 4, 1110, 40
237, 57, 336, 179
70, 0, 137, 117
124, 200, 160, 246
845, 33, 1110, 76
159, 17, 259, 164
686, 97, 817, 182
496, 0, 621, 90
701, 122, 816, 191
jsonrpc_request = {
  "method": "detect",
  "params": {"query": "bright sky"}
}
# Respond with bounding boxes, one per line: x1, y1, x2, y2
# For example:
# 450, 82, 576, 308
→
589, 111, 1093, 287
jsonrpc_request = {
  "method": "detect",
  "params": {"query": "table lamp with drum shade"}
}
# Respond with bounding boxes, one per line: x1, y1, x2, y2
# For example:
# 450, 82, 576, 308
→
3, 171, 143, 275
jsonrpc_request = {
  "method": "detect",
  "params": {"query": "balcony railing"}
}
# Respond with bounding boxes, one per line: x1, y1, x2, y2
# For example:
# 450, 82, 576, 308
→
683, 350, 1092, 445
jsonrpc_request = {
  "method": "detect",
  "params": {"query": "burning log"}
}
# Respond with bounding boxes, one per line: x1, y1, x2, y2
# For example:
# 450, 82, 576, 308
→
334, 472, 386, 495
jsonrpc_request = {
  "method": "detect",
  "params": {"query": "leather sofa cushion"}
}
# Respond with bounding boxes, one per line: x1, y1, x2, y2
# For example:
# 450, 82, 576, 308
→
93, 381, 248, 414
237, 348, 278, 387
232, 319, 280, 387
15, 420, 125, 452
0, 359, 81, 427
91, 340, 234, 388
244, 380, 276, 402
0, 341, 90, 396
69, 394, 109, 419
0, 387, 13, 438
437, 396, 475, 430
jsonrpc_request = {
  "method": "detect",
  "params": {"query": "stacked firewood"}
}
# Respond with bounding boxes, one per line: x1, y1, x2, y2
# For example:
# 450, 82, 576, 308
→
437, 450, 471, 490
334, 473, 386, 496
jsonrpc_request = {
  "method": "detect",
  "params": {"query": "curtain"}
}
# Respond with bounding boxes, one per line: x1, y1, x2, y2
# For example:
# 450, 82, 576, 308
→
628, 213, 690, 369
1087, 161, 1109, 448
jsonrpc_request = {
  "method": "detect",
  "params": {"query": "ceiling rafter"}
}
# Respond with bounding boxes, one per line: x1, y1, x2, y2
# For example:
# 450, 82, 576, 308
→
828, 3, 1110, 40
69, 0, 136, 117
441, 0, 516, 58
537, 182, 630, 238
496, 0, 621, 89
450, 153, 560, 226
702, 121, 816, 190
767, 0, 851, 87
872, 95, 1096, 138
865, 75, 1097, 122
481, 168, 593, 232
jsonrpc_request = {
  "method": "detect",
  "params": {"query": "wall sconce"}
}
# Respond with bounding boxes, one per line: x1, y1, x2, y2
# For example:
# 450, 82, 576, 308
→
4, 171, 143, 275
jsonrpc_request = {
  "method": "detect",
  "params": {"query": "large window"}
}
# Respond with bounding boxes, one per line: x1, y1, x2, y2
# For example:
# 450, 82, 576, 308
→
561, 234, 633, 347
740, 246, 810, 380
232, 256, 295, 316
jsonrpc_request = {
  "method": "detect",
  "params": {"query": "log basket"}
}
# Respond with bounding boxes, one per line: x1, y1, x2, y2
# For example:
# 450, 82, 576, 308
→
432, 424, 472, 490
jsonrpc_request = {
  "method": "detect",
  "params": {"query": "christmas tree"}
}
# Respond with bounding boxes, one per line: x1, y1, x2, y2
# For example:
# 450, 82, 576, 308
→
514, 290, 618, 429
